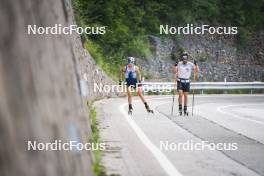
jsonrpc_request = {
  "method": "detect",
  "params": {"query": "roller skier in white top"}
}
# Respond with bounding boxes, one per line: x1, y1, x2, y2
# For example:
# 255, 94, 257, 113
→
173, 52, 199, 116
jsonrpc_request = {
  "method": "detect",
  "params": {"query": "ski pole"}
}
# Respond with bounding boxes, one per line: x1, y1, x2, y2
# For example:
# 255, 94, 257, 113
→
171, 61, 178, 116
171, 76, 178, 116
192, 86, 195, 116
192, 60, 198, 116
171, 88, 175, 115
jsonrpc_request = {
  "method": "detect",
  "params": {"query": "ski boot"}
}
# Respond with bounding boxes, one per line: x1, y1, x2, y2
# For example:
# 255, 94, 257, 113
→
179, 104, 183, 116
144, 102, 154, 113
184, 105, 189, 116
128, 104, 133, 115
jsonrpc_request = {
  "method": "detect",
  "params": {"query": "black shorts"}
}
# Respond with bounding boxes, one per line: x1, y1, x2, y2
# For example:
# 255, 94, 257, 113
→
177, 80, 190, 92
126, 78, 137, 88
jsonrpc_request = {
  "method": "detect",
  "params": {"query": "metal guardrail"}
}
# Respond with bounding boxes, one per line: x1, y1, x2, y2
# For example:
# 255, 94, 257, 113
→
142, 82, 264, 90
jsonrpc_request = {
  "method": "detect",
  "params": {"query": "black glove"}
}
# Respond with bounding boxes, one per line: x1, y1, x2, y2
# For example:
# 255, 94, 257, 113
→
119, 80, 122, 85
194, 60, 197, 65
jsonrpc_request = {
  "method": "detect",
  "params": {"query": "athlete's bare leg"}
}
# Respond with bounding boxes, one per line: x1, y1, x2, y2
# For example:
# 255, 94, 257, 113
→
183, 91, 189, 114
178, 90, 183, 104
178, 89, 184, 114
127, 86, 133, 105
183, 92, 188, 106
137, 87, 146, 103
137, 86, 153, 113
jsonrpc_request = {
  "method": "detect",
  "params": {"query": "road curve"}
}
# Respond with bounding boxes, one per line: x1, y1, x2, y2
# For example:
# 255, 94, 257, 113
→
94, 95, 264, 176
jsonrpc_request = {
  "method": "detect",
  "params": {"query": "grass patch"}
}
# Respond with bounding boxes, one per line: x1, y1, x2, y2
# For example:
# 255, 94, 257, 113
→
90, 106, 106, 176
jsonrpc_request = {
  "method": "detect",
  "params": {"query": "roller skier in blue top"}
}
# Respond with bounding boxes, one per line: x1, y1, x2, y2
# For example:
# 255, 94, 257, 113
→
119, 57, 153, 115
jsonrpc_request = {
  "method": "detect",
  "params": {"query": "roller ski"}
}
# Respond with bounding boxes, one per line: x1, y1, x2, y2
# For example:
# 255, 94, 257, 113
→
179, 111, 183, 116
128, 104, 133, 115
144, 102, 154, 114
179, 104, 183, 116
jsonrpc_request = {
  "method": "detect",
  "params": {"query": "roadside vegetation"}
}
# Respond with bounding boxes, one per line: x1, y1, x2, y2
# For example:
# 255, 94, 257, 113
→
90, 106, 106, 176
73, 0, 264, 77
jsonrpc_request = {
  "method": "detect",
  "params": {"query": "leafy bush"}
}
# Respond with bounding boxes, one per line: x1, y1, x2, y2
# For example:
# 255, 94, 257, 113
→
73, 0, 264, 75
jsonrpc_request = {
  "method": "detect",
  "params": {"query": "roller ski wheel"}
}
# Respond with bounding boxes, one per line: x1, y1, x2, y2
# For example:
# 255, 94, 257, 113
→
147, 109, 154, 114
179, 111, 183, 116
128, 108, 133, 115
184, 112, 189, 116
128, 107, 133, 115
145, 106, 154, 114
128, 104, 133, 115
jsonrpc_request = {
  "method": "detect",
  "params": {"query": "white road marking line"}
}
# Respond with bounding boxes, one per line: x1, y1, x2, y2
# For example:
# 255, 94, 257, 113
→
119, 103, 183, 176
217, 103, 264, 125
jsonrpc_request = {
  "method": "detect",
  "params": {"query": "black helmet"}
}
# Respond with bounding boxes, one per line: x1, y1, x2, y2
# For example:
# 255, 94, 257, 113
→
181, 52, 188, 61
182, 51, 188, 57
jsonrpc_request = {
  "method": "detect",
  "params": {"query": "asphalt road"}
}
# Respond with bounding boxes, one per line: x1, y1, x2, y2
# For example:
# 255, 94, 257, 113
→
94, 95, 264, 176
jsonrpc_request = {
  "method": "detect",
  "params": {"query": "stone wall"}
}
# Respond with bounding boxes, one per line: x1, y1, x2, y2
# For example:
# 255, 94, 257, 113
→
0, 0, 115, 176
139, 34, 264, 82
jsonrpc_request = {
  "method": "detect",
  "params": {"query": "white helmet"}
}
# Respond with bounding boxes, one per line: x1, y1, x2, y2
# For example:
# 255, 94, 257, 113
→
128, 57, 135, 64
